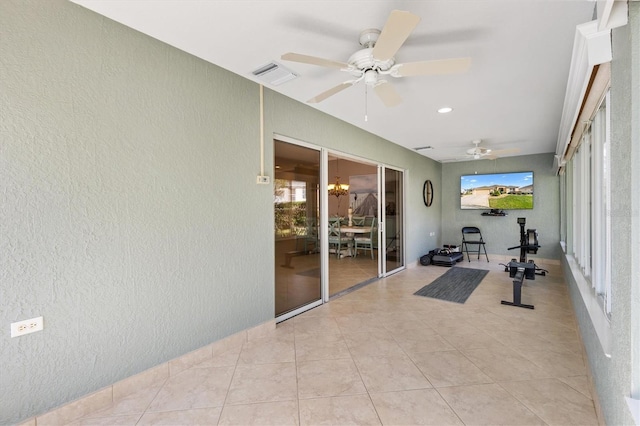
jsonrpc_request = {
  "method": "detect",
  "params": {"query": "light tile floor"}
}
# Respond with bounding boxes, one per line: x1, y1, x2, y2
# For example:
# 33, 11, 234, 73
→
72, 260, 599, 425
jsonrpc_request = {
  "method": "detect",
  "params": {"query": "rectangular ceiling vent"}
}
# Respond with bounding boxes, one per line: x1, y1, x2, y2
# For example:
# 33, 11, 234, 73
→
252, 62, 298, 86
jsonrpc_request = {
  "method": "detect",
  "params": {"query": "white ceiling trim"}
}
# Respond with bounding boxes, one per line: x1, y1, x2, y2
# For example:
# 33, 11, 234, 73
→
563, 62, 611, 164
597, 0, 628, 31
555, 20, 612, 171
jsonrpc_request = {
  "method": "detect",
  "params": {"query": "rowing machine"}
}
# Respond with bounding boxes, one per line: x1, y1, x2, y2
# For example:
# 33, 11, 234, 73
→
498, 218, 548, 309
503, 217, 547, 276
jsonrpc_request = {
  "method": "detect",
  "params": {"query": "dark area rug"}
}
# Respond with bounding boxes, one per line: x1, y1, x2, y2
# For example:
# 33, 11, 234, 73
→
414, 267, 489, 304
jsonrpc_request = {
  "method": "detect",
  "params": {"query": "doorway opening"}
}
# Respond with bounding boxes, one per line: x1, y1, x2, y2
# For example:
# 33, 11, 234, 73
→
274, 138, 406, 321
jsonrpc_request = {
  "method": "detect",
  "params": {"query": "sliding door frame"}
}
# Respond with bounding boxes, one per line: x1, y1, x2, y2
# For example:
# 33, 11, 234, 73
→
379, 165, 407, 277
274, 136, 407, 315
323, 149, 382, 300
274, 135, 324, 323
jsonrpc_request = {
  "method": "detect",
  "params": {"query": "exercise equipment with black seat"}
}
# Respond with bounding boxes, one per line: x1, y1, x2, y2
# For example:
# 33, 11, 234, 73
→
431, 248, 464, 267
499, 217, 548, 309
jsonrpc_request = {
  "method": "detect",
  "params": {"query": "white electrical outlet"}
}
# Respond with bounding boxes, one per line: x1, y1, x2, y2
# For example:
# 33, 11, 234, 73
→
256, 175, 270, 184
11, 316, 43, 338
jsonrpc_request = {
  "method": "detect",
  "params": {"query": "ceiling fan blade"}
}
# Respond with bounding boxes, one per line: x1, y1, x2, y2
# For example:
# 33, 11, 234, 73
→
374, 81, 402, 107
307, 81, 355, 103
395, 57, 471, 77
372, 10, 420, 62
281, 52, 348, 69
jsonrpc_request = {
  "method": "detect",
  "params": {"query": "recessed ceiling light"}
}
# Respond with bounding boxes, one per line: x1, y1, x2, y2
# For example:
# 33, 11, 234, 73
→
438, 107, 453, 114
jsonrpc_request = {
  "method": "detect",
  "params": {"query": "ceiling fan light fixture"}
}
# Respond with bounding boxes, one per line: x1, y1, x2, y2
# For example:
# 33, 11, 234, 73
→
348, 49, 394, 73
437, 107, 453, 113
364, 70, 379, 85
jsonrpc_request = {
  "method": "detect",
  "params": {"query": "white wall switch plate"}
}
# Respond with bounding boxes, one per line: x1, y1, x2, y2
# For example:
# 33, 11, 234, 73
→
11, 316, 44, 338
257, 175, 270, 184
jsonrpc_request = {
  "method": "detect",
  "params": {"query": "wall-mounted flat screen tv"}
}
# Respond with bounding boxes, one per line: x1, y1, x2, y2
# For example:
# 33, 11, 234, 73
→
460, 171, 534, 210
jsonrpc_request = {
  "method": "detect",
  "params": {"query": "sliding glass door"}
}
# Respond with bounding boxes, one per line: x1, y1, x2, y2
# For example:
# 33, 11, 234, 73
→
274, 142, 405, 319
274, 140, 322, 318
326, 155, 379, 296
381, 166, 404, 275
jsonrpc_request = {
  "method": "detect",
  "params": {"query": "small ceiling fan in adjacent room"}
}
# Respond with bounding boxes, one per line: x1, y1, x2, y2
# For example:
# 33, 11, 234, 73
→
465, 140, 520, 160
436, 140, 521, 162
281, 10, 471, 107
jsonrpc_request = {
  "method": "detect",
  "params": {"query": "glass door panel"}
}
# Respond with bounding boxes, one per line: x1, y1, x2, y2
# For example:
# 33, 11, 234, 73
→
383, 167, 404, 274
327, 155, 379, 296
274, 140, 321, 317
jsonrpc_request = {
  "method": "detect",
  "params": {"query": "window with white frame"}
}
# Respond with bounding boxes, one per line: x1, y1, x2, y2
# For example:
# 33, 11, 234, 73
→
566, 92, 611, 315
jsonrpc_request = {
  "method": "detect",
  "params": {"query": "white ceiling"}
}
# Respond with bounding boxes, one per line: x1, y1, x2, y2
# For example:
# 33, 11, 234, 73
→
71, 0, 595, 163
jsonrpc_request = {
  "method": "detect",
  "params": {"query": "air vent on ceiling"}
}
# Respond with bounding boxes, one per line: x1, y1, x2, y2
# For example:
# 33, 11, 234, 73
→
252, 62, 298, 86
414, 146, 433, 151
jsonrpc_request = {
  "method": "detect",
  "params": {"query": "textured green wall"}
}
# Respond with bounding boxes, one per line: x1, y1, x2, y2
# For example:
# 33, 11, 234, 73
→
0, 0, 271, 421
565, 4, 639, 426
440, 153, 560, 260
0, 1, 440, 422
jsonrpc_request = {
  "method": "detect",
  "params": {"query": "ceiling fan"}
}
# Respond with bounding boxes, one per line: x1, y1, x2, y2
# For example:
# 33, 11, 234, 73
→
281, 10, 471, 107
466, 140, 520, 160
468, 140, 493, 159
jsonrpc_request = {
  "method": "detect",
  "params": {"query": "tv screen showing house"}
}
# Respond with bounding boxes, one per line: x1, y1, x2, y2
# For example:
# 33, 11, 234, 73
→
460, 172, 533, 210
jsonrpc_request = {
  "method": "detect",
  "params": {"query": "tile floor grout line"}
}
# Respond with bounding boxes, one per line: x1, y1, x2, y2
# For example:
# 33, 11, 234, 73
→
135, 377, 169, 424
349, 347, 385, 426
493, 380, 552, 425
431, 385, 471, 426
292, 320, 302, 426
215, 343, 243, 425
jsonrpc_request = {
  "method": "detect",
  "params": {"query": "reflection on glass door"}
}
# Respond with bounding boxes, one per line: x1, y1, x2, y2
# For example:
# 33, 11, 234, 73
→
274, 140, 322, 318
382, 167, 404, 274
327, 156, 379, 296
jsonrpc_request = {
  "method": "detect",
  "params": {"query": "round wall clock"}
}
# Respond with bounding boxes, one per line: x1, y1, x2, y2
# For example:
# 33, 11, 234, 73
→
423, 179, 434, 207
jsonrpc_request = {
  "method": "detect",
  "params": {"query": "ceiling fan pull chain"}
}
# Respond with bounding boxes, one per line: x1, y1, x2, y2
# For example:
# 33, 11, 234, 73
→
364, 84, 368, 122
